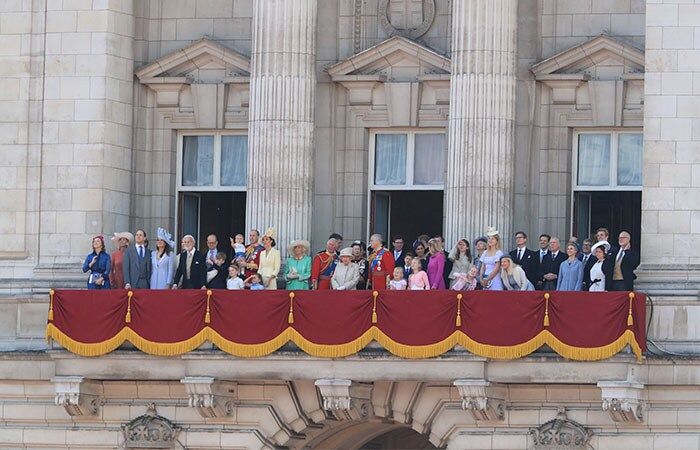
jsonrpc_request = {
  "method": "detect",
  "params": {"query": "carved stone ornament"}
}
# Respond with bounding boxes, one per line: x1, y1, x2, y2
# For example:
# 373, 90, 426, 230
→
180, 376, 237, 418
122, 404, 181, 449
52, 376, 102, 417
598, 380, 645, 423
529, 407, 593, 449
314, 379, 373, 421
453, 379, 506, 422
378, 0, 436, 40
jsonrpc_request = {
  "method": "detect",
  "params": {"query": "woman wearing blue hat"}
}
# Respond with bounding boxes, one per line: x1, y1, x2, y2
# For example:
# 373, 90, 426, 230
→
150, 227, 176, 289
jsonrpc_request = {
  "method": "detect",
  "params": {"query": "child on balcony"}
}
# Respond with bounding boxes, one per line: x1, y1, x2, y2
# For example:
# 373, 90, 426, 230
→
408, 257, 430, 290
389, 266, 407, 290
226, 265, 245, 290
244, 273, 265, 290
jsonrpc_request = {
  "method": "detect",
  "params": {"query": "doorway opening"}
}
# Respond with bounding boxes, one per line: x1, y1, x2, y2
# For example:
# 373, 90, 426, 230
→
178, 191, 246, 250
370, 190, 443, 244
573, 191, 641, 252
360, 427, 436, 449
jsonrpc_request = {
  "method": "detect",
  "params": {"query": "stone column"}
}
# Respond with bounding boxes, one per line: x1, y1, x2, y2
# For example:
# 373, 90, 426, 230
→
444, 0, 517, 246
246, 0, 317, 252
641, 0, 700, 279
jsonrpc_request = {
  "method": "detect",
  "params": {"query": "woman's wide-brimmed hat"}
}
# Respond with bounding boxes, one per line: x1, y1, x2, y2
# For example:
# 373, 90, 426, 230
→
288, 239, 310, 255
591, 240, 611, 253
339, 247, 353, 258
156, 227, 175, 249
111, 231, 134, 247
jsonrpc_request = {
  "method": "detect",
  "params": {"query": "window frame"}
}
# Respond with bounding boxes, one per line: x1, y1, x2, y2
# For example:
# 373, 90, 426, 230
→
368, 128, 447, 191
176, 130, 248, 193
572, 129, 643, 192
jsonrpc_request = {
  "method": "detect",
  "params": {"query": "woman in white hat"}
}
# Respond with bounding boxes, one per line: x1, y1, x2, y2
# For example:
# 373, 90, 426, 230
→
588, 241, 613, 292
478, 227, 504, 290
331, 247, 360, 290
258, 228, 281, 289
150, 227, 176, 290
109, 231, 133, 289
285, 239, 312, 290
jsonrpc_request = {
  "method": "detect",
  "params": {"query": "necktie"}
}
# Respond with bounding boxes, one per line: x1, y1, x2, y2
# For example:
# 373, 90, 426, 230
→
552, 253, 556, 261
139, 246, 143, 259
518, 249, 522, 261
583, 254, 588, 264
617, 250, 624, 262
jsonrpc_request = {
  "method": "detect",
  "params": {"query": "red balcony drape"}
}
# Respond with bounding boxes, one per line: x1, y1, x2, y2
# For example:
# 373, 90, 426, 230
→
45, 289, 646, 361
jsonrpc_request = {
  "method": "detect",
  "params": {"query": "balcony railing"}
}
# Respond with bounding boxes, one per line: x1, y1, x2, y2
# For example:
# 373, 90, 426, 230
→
46, 289, 646, 361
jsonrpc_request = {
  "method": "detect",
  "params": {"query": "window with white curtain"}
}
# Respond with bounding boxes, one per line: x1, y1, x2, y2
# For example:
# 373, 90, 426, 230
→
574, 131, 642, 191
371, 131, 446, 189
179, 133, 248, 191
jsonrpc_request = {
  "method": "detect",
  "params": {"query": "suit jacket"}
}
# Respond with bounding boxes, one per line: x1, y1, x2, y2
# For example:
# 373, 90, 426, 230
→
539, 251, 567, 281
578, 253, 596, 290
509, 248, 539, 286
174, 250, 207, 289
206, 264, 228, 289
392, 249, 406, 268
609, 247, 640, 291
123, 244, 152, 289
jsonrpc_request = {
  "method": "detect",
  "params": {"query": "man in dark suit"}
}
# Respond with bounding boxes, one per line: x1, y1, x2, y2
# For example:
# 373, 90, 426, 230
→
173, 235, 207, 289
123, 229, 152, 289
391, 235, 406, 267
609, 231, 640, 291
535, 234, 551, 289
577, 238, 594, 290
509, 231, 539, 287
540, 237, 567, 291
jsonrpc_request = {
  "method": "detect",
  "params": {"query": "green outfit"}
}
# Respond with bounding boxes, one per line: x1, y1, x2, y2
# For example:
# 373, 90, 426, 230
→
285, 255, 312, 290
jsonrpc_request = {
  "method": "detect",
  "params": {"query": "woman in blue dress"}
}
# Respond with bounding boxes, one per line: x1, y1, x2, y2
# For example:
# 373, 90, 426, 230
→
479, 227, 504, 290
557, 243, 584, 291
82, 235, 111, 289
150, 227, 176, 289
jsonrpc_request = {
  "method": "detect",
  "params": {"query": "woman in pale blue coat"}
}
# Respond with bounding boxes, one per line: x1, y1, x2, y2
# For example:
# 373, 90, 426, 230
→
150, 228, 176, 289
557, 243, 583, 291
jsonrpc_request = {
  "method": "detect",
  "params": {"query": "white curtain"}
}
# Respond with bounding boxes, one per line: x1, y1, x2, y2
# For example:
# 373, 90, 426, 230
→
374, 134, 407, 185
221, 135, 248, 186
414, 133, 445, 185
182, 136, 214, 186
617, 133, 643, 186
577, 134, 610, 186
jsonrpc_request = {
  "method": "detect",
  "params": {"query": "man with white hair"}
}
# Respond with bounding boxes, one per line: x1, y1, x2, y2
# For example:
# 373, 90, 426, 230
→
367, 234, 394, 290
172, 235, 207, 289
311, 238, 338, 290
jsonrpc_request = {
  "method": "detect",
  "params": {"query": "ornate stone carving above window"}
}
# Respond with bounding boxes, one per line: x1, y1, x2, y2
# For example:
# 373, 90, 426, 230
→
529, 407, 593, 449
314, 379, 373, 421
135, 38, 250, 128
122, 404, 181, 449
453, 379, 506, 422
378, 0, 436, 40
598, 380, 646, 423
531, 34, 645, 127
52, 376, 102, 417
180, 376, 237, 419
328, 36, 450, 127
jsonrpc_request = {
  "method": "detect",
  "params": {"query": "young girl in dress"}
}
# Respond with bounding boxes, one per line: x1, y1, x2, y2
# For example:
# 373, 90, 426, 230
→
408, 258, 430, 290
227, 265, 245, 290
389, 267, 407, 290
451, 265, 479, 291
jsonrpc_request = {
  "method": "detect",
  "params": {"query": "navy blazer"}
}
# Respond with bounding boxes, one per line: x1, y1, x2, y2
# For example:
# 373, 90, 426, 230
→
609, 247, 641, 290
509, 248, 539, 286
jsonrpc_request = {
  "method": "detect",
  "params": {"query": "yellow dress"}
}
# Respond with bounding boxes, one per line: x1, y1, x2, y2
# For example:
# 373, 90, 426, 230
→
258, 248, 281, 289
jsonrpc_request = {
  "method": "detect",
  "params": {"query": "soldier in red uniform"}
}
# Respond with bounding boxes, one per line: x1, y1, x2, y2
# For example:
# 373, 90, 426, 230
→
232, 229, 264, 279
367, 234, 394, 290
311, 239, 338, 290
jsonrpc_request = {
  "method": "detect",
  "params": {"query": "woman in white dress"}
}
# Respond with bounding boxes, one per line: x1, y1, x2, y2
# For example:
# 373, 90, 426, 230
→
479, 227, 504, 291
150, 227, 176, 289
588, 241, 612, 292
258, 228, 281, 289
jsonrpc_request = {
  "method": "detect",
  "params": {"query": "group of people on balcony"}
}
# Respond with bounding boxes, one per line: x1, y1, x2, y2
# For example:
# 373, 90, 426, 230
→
83, 224, 639, 293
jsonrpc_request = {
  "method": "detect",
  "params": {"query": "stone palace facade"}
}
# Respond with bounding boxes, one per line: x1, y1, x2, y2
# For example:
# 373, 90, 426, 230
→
0, 0, 699, 449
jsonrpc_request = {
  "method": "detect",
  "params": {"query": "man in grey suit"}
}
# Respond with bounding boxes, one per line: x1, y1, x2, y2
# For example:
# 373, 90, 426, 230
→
124, 229, 152, 289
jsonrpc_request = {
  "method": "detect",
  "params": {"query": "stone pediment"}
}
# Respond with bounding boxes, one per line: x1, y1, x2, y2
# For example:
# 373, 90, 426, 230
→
135, 37, 250, 83
327, 36, 450, 81
531, 34, 644, 79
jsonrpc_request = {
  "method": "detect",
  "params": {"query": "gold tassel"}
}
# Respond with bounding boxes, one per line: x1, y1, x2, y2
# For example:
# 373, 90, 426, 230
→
372, 291, 379, 324
125, 291, 133, 323
288, 292, 295, 324
205, 289, 212, 324
455, 293, 462, 327
48, 289, 55, 321
543, 292, 550, 327
627, 292, 634, 326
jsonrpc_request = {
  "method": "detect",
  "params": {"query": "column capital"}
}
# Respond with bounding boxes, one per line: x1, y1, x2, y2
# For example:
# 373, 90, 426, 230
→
453, 379, 506, 422
180, 376, 238, 418
314, 379, 373, 421
52, 376, 102, 417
